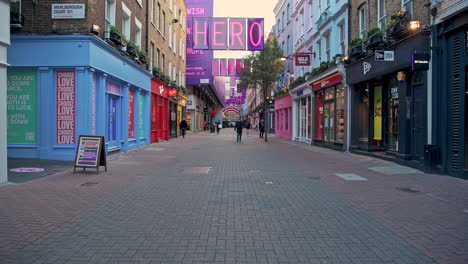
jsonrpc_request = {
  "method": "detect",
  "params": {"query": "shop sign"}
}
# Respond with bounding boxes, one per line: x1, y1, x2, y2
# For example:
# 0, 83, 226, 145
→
296, 90, 303, 96
363, 62, 372, 75
375, 50, 394, 61
192, 17, 264, 50
312, 73, 343, 91
168, 89, 178, 97
295, 54, 311, 66
56, 71, 75, 145
52, 4, 85, 19
412, 53, 430, 71
7, 71, 37, 144
74, 135, 107, 174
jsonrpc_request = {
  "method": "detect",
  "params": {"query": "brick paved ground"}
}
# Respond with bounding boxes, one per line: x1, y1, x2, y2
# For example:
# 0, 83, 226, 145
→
0, 129, 467, 263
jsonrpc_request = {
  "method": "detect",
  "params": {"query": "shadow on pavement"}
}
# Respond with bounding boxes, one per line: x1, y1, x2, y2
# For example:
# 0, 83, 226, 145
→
8, 158, 74, 184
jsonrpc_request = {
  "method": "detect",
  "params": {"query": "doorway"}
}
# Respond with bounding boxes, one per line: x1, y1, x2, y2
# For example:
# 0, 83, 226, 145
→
412, 79, 425, 160
107, 95, 120, 150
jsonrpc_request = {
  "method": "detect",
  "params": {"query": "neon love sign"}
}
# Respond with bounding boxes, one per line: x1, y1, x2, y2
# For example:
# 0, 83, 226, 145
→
192, 17, 264, 50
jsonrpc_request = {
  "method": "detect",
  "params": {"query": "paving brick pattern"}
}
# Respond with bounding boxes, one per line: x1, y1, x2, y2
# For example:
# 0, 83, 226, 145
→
0, 130, 465, 263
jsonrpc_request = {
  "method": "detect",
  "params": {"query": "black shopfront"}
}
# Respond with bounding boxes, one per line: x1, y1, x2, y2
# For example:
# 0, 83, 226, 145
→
432, 11, 468, 179
346, 31, 430, 166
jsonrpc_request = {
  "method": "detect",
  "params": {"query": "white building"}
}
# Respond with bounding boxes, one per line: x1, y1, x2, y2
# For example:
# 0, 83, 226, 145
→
290, 0, 349, 148
0, 0, 10, 185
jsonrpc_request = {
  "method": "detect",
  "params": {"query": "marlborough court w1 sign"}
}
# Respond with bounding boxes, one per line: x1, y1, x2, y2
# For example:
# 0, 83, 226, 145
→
74, 135, 107, 174
192, 17, 264, 50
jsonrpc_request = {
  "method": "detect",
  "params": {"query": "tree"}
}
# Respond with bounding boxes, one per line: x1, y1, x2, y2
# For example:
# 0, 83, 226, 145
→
239, 37, 284, 142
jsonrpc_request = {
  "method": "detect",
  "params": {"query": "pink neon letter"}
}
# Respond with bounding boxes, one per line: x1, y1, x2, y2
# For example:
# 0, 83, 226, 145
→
231, 21, 244, 48
194, 20, 208, 47
213, 21, 226, 46
249, 22, 262, 47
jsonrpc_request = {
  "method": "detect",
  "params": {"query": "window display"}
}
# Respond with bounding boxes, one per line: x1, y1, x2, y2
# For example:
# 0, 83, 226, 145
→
336, 85, 345, 143
388, 77, 399, 151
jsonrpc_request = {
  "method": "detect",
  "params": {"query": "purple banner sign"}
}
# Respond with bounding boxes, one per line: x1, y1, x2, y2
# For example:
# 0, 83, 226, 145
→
230, 18, 247, 50
186, 0, 213, 85
210, 17, 228, 49
192, 17, 210, 50
248, 18, 264, 50
192, 17, 263, 51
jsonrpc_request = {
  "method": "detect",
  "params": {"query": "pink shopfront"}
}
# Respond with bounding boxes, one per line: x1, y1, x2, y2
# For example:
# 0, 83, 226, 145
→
274, 93, 292, 139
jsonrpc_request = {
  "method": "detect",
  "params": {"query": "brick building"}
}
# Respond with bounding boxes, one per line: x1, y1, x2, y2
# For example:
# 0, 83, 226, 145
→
345, 0, 431, 168
6, 0, 167, 160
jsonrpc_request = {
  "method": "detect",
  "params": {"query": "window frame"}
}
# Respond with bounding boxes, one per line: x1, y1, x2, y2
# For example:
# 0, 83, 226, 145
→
377, 0, 387, 31
121, 2, 131, 41
358, 5, 367, 39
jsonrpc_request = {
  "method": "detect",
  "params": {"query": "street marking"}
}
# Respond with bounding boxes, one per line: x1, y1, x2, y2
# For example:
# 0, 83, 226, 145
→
335, 173, 368, 181
265, 181, 273, 184
9, 168, 45, 173
369, 165, 423, 175
181, 167, 212, 174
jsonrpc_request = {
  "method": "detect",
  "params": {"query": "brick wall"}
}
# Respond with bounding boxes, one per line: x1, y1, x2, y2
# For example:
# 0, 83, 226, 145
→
348, 0, 430, 51
147, 0, 186, 85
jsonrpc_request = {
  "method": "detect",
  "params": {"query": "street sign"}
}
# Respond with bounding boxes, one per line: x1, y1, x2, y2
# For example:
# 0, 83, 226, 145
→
375, 50, 394, 61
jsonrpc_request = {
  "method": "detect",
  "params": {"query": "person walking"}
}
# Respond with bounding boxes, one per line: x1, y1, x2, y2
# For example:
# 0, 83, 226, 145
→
259, 119, 265, 138
217, 122, 222, 135
245, 121, 251, 136
235, 121, 243, 142
179, 119, 188, 138
203, 121, 207, 131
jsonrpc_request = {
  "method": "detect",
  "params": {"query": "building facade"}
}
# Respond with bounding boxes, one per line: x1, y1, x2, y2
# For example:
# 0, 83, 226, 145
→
346, 0, 431, 166
431, 0, 468, 178
1, 0, 9, 184
6, 0, 176, 160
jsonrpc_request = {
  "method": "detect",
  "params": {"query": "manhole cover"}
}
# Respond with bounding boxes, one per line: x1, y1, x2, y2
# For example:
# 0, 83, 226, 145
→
80, 182, 99, 186
10, 168, 45, 173
181, 167, 212, 174
396, 187, 419, 193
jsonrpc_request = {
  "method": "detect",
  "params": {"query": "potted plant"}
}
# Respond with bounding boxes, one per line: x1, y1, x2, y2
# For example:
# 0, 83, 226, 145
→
304, 72, 312, 81
139, 51, 148, 64
320, 61, 329, 70
333, 54, 343, 65
290, 76, 306, 88
365, 28, 384, 50
152, 67, 161, 78
386, 10, 409, 41
349, 38, 364, 57
162, 73, 171, 84
109, 25, 124, 46
125, 41, 139, 58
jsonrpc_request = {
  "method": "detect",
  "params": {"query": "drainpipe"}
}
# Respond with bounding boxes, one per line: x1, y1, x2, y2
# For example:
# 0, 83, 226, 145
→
345, 5, 352, 152
145, 0, 149, 71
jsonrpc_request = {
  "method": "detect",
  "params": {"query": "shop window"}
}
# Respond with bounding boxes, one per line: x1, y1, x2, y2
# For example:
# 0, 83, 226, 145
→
308, 96, 312, 139
373, 85, 383, 146
315, 91, 324, 140
358, 85, 369, 144
388, 77, 399, 151
324, 87, 335, 142
336, 85, 345, 143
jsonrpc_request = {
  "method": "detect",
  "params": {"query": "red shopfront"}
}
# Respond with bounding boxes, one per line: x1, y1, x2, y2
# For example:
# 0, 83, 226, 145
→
312, 73, 346, 149
151, 78, 169, 142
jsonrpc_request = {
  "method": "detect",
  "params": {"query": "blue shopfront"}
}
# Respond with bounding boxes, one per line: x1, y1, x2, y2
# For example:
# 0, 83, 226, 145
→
7, 35, 151, 160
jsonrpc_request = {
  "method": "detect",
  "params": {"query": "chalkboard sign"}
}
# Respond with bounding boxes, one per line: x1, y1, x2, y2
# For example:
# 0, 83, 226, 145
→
74, 135, 107, 174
